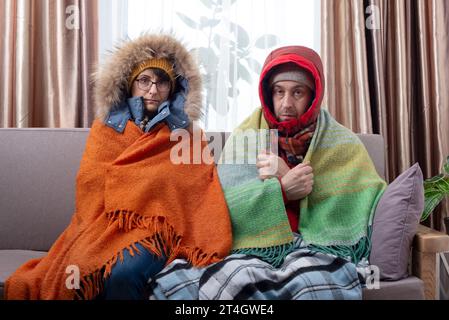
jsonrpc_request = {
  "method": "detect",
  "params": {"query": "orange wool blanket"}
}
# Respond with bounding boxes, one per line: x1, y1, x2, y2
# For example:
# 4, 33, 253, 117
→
5, 120, 232, 300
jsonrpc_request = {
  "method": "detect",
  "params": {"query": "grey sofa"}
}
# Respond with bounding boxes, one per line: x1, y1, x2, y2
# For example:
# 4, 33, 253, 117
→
1, 127, 448, 300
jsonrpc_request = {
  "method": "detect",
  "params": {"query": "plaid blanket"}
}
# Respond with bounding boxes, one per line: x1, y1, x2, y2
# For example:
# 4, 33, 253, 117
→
148, 234, 363, 300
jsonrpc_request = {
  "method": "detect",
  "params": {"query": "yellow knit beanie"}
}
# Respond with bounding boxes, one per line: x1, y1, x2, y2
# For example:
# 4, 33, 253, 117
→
128, 58, 176, 92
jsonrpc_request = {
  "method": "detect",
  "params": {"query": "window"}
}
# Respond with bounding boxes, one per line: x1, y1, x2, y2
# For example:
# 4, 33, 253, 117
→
99, 0, 320, 131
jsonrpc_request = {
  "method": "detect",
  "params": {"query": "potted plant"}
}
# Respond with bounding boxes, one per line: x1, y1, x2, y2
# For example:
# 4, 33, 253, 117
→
421, 156, 449, 234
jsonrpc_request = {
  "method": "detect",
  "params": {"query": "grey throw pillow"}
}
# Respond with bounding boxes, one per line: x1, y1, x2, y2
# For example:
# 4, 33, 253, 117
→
370, 163, 424, 280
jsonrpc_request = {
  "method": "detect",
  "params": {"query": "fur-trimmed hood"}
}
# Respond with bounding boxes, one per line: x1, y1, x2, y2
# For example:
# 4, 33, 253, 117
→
93, 33, 202, 122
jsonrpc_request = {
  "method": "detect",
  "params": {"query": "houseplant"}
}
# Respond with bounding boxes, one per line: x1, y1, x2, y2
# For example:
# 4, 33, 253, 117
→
421, 156, 449, 234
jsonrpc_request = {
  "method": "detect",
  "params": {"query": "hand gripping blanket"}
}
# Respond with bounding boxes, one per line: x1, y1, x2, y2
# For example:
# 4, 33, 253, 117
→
217, 108, 386, 267
5, 120, 232, 300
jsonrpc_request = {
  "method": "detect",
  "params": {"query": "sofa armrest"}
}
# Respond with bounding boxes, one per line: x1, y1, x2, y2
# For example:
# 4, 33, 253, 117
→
413, 224, 449, 253
411, 224, 449, 299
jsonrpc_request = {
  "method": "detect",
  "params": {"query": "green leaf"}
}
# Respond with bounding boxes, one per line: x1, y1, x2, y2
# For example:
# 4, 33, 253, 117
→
444, 156, 449, 174
424, 174, 445, 184
236, 47, 249, 59
255, 34, 280, 49
436, 178, 449, 192
424, 189, 440, 196
206, 86, 217, 110
197, 47, 218, 71
199, 17, 221, 29
246, 57, 262, 74
426, 177, 449, 193
200, 0, 214, 9
213, 34, 222, 49
228, 63, 244, 97
421, 193, 444, 221
228, 87, 240, 97
176, 12, 198, 29
229, 62, 235, 82
216, 0, 238, 6
422, 155, 449, 221
213, 34, 237, 52
238, 62, 252, 83
230, 22, 249, 49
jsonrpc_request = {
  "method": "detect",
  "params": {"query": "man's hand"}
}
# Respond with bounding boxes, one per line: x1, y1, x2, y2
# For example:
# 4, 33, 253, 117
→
256, 151, 290, 180
280, 162, 314, 201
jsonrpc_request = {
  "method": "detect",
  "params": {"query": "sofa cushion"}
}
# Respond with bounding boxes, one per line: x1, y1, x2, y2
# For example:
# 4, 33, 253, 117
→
370, 163, 424, 280
0, 128, 89, 251
0, 250, 47, 299
356, 134, 385, 180
362, 276, 425, 300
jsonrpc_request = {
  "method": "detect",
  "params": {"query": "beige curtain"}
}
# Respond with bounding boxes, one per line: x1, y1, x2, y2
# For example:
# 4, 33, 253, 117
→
321, 0, 449, 231
0, 0, 98, 128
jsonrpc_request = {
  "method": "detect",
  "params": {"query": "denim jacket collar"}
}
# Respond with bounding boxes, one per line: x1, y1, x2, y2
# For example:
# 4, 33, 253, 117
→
104, 96, 189, 134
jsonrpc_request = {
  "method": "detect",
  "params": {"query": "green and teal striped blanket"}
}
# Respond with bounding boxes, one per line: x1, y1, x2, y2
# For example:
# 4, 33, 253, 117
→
217, 108, 386, 266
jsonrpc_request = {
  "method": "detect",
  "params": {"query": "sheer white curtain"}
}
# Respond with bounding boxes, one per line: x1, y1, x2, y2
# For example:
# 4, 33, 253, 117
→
99, 0, 320, 131
98, 0, 128, 61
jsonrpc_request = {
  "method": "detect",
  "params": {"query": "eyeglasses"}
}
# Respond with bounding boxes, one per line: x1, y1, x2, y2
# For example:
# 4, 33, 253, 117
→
135, 76, 171, 93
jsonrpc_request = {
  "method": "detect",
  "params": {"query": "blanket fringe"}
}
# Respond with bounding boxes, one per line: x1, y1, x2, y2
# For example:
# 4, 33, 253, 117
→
75, 210, 219, 300
306, 227, 372, 266
231, 241, 296, 268
230, 231, 371, 269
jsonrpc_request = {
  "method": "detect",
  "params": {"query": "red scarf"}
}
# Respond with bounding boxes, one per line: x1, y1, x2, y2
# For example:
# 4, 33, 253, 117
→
277, 122, 316, 232
278, 122, 316, 164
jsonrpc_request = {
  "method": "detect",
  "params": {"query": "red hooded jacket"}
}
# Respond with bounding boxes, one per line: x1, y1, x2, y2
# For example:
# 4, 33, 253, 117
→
258, 46, 325, 232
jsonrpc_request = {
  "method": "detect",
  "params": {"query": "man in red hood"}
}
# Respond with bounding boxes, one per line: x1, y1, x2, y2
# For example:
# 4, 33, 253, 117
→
216, 45, 385, 272
256, 46, 325, 232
